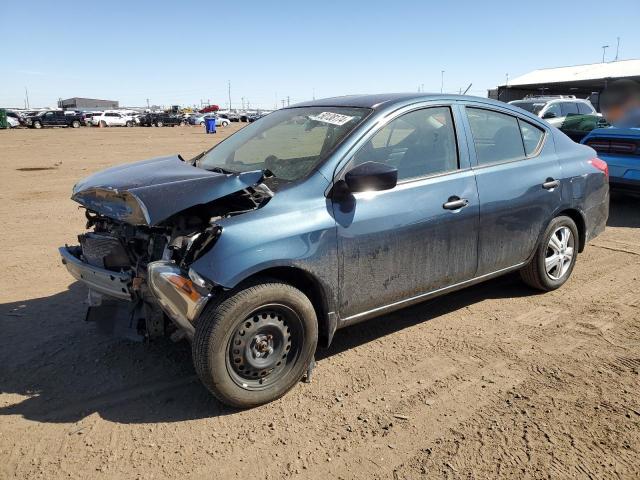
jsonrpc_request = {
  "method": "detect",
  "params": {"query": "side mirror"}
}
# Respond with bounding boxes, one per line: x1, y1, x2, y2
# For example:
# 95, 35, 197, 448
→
344, 161, 398, 192
542, 111, 557, 119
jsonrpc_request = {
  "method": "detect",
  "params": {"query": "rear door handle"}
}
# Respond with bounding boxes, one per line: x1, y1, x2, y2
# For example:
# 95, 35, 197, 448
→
442, 196, 469, 210
542, 178, 560, 190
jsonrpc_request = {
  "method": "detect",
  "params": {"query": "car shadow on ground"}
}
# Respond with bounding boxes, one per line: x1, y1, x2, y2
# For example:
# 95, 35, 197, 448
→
608, 192, 640, 228
0, 273, 534, 426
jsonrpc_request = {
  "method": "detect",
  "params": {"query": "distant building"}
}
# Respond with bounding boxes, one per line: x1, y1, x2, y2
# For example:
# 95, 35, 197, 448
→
58, 97, 119, 110
490, 59, 640, 110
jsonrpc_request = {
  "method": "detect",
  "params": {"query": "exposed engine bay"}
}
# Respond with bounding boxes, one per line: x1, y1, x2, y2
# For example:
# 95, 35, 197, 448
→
63, 162, 274, 341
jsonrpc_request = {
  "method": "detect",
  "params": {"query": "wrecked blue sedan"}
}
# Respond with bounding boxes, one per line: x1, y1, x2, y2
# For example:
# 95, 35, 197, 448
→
60, 94, 609, 407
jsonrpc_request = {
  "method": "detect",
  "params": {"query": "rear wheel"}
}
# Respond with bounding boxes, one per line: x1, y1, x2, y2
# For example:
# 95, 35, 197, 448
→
520, 215, 578, 291
33, 121, 42, 129
193, 280, 318, 408
126, 121, 133, 127
71, 120, 80, 128
156, 120, 163, 127
221, 120, 229, 127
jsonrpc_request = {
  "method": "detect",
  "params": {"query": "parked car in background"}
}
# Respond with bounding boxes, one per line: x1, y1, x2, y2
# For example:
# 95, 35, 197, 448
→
25, 110, 83, 128
136, 112, 185, 127
582, 126, 640, 192
188, 113, 230, 127
91, 111, 135, 127
7, 111, 25, 127
7, 116, 20, 128
509, 96, 597, 127
59, 93, 608, 408
82, 112, 103, 126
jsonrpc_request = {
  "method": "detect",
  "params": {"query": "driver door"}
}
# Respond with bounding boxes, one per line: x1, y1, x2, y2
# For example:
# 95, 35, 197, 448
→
333, 105, 479, 320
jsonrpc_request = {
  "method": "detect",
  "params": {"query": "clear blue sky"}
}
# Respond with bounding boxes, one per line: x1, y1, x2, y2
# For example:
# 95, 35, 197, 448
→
2, 0, 639, 109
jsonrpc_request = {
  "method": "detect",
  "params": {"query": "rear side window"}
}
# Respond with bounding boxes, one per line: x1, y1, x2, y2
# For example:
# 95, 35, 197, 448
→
518, 120, 544, 156
577, 103, 594, 114
560, 102, 579, 116
465, 108, 525, 165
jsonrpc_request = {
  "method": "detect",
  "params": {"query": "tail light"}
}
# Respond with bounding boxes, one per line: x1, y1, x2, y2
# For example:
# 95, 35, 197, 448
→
585, 138, 638, 154
589, 158, 609, 179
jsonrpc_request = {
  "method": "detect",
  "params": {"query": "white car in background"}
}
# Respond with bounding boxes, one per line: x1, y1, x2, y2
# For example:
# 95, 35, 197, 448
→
91, 110, 135, 127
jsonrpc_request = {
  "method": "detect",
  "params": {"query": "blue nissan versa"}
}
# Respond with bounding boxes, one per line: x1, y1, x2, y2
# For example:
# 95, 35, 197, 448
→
59, 94, 609, 407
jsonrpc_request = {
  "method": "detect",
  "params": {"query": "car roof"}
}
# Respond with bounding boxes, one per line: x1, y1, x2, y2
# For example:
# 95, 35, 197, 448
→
291, 93, 511, 110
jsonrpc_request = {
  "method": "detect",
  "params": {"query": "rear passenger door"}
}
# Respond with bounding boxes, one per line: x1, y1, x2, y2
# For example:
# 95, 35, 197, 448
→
461, 104, 561, 275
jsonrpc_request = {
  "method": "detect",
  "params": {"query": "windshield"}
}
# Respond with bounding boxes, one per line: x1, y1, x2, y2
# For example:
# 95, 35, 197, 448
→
511, 101, 545, 114
197, 106, 370, 182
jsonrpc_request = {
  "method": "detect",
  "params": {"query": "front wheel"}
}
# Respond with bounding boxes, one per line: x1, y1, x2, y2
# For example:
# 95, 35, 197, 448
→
520, 215, 579, 291
221, 121, 229, 127
33, 121, 42, 129
126, 121, 133, 127
71, 120, 80, 128
193, 280, 318, 408
156, 121, 163, 127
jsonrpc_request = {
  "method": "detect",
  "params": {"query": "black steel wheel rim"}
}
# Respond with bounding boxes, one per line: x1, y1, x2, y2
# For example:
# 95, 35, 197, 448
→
226, 304, 304, 391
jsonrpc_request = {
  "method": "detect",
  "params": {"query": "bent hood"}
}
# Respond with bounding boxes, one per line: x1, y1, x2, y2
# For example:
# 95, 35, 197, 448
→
72, 155, 265, 226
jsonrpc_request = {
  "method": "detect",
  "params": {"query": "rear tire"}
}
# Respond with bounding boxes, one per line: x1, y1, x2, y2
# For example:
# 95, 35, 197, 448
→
33, 121, 42, 129
156, 121, 163, 127
71, 120, 80, 128
520, 215, 578, 291
126, 121, 133, 127
193, 279, 318, 408
221, 121, 229, 127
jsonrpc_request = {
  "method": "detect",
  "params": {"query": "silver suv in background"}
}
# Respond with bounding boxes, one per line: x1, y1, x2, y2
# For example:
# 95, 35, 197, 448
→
509, 96, 597, 127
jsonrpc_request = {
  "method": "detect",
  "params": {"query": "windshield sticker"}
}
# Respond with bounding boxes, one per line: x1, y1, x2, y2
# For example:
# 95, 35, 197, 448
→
308, 112, 354, 126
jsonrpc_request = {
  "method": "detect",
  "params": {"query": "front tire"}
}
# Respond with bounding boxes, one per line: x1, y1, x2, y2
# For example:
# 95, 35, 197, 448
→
520, 215, 578, 291
71, 120, 80, 128
221, 121, 229, 127
156, 121, 163, 127
193, 280, 318, 408
33, 121, 42, 129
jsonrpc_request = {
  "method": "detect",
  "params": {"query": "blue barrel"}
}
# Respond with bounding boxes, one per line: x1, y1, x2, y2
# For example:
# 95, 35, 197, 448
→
205, 117, 217, 134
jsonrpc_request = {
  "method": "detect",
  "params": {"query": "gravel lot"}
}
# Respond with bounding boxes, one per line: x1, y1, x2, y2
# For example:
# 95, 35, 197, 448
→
1, 126, 639, 479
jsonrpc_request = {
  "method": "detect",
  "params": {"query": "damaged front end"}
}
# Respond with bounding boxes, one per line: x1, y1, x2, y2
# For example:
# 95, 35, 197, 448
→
59, 155, 272, 341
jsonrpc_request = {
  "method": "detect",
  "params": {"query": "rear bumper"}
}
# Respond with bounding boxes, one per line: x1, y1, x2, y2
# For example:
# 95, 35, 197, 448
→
609, 177, 640, 192
59, 246, 132, 300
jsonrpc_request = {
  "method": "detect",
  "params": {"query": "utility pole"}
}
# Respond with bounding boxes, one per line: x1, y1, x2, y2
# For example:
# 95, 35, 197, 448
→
312, 88, 315, 100
146, 98, 150, 109
228, 80, 232, 111
287, 96, 290, 107
440, 70, 445, 94
24, 87, 30, 109
241, 97, 245, 110
601, 45, 609, 63
281, 99, 285, 109
615, 37, 620, 61
505, 73, 509, 87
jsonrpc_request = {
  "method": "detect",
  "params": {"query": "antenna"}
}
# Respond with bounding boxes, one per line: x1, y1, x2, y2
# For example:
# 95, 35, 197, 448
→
228, 80, 232, 110
463, 83, 472, 95
615, 37, 620, 61
440, 70, 445, 93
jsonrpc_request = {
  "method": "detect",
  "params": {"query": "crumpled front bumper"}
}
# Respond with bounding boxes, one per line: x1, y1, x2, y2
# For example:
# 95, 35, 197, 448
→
59, 248, 210, 338
59, 246, 132, 300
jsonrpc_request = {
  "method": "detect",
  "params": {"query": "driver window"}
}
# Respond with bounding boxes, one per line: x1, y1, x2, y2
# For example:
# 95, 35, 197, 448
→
352, 107, 459, 181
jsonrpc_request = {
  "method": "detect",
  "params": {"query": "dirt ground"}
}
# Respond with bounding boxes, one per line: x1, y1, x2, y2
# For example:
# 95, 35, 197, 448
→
0, 125, 639, 480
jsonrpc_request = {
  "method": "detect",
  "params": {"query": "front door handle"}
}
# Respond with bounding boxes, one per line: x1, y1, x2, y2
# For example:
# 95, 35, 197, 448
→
542, 178, 560, 190
443, 196, 469, 210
